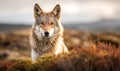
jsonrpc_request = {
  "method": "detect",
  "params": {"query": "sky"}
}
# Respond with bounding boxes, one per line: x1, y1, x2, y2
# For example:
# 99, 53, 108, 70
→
0, 0, 120, 24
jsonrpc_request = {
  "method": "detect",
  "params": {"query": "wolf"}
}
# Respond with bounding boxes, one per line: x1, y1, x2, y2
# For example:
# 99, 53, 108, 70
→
30, 3, 69, 61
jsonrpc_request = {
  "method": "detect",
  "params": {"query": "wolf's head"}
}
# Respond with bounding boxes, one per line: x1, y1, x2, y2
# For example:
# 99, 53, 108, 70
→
32, 3, 63, 39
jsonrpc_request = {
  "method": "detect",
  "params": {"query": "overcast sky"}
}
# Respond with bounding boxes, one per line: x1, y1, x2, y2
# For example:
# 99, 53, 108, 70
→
0, 0, 120, 24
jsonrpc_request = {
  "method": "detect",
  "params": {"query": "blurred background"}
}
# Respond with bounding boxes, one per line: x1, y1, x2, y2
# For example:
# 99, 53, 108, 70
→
0, 0, 120, 32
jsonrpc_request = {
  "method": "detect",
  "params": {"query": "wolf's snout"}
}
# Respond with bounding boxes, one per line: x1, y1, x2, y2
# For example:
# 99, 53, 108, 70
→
44, 31, 49, 37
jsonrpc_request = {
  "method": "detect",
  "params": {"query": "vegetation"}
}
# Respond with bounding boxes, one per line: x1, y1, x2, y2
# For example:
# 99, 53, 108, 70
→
0, 29, 120, 71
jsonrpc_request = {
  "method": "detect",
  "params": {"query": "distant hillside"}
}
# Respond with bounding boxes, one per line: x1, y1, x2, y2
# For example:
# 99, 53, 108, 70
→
0, 20, 120, 33
0, 24, 30, 33
63, 20, 120, 32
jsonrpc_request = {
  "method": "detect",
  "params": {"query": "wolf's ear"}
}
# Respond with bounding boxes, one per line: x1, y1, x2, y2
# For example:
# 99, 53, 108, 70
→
34, 3, 43, 19
52, 4, 61, 19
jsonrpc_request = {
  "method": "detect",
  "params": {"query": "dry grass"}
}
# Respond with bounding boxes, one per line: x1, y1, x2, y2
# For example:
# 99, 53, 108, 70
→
0, 47, 120, 71
0, 29, 120, 71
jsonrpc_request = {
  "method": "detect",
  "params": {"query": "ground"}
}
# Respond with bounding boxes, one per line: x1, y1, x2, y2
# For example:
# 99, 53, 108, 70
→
0, 29, 120, 71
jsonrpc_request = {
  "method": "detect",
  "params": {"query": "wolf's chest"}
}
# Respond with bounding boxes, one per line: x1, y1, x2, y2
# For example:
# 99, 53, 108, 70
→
36, 40, 53, 53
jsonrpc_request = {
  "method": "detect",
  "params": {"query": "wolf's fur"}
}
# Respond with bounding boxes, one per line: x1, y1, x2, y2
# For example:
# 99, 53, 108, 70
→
30, 3, 69, 61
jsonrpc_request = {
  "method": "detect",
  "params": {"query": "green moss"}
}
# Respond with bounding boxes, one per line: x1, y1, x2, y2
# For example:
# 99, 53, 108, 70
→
30, 54, 55, 71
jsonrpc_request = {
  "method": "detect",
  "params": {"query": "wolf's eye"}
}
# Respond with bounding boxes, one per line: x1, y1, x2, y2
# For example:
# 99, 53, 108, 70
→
51, 23, 54, 25
41, 22, 44, 25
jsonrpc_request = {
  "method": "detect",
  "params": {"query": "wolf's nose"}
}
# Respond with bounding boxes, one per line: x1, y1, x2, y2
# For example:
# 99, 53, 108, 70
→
44, 32, 49, 37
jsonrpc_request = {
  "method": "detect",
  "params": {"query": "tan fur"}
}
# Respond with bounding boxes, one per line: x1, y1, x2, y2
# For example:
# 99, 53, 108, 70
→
30, 3, 69, 61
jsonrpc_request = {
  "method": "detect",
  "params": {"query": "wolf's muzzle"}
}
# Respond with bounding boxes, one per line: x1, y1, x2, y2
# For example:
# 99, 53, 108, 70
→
44, 31, 49, 37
